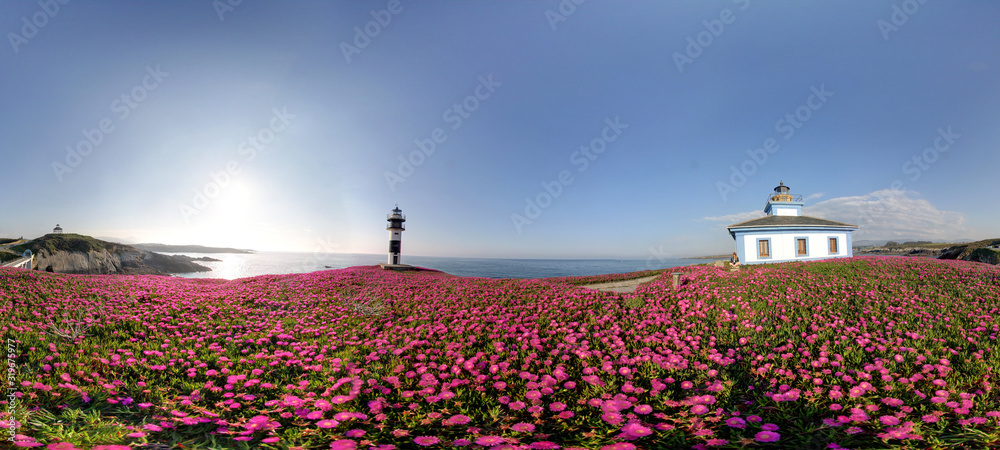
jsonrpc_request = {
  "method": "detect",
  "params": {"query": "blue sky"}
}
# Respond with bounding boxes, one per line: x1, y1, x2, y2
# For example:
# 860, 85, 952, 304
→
1, 0, 998, 258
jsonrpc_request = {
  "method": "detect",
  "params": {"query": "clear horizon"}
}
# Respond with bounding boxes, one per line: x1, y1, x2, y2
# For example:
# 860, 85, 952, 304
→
2, 1, 998, 259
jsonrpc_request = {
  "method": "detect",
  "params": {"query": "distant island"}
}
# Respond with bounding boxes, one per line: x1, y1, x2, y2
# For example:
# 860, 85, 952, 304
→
133, 243, 255, 254
5, 234, 214, 275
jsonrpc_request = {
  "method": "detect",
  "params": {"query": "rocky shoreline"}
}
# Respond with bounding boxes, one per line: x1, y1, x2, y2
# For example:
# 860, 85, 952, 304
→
12, 234, 212, 275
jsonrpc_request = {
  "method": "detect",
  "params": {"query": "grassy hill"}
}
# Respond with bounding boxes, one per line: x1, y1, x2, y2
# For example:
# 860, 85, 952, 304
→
0, 250, 23, 263
10, 233, 122, 255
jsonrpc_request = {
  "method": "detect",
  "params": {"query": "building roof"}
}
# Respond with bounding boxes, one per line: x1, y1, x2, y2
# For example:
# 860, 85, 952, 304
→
728, 215, 858, 230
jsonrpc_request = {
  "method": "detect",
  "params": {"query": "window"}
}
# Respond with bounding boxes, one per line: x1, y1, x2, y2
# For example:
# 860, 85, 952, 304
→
758, 239, 770, 258
796, 238, 807, 256
829, 237, 839, 254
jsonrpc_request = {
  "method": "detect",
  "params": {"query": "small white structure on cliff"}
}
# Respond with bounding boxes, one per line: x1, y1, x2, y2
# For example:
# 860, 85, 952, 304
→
53, 224, 63, 234
728, 182, 858, 265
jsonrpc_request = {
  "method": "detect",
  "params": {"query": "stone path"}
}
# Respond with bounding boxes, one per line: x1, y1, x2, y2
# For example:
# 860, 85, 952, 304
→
577, 274, 661, 293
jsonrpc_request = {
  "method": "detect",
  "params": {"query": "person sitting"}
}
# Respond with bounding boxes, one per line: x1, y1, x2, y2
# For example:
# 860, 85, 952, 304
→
730, 252, 741, 268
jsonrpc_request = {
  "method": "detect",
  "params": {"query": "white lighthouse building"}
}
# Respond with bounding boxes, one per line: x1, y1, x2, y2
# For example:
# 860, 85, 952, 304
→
728, 182, 858, 264
386, 205, 405, 265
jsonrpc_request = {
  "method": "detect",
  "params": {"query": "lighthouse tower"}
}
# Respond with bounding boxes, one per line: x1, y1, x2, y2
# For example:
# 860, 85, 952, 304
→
763, 181, 804, 216
386, 205, 405, 265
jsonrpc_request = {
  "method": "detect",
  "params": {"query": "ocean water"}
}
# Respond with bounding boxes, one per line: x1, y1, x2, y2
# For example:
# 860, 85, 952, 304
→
166, 252, 700, 280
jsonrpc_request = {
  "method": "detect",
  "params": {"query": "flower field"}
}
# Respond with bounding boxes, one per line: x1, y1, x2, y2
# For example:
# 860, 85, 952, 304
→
2, 256, 999, 449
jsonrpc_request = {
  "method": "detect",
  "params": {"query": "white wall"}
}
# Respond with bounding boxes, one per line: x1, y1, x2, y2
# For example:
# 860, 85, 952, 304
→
740, 231, 850, 264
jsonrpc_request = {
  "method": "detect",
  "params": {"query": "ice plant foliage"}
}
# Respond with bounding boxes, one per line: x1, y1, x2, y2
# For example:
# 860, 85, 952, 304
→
2, 256, 999, 448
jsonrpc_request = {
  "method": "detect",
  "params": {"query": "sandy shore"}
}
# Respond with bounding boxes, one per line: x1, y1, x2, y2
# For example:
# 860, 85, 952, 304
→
577, 274, 661, 293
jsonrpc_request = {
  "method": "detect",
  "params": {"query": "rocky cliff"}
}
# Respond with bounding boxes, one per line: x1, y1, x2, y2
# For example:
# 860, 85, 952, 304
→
12, 234, 211, 275
938, 238, 1000, 265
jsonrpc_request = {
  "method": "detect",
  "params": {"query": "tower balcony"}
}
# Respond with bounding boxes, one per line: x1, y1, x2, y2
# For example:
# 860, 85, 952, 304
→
765, 193, 802, 203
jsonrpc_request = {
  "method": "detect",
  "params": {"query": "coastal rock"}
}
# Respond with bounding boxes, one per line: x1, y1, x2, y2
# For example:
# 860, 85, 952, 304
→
938, 238, 1000, 265
16, 234, 211, 275
33, 248, 211, 275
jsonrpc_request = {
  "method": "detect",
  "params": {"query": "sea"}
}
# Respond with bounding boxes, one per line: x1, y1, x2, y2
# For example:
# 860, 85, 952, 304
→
165, 252, 700, 280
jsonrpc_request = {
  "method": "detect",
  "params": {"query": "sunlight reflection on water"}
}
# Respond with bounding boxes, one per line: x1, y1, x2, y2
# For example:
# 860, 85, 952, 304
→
166, 252, 698, 280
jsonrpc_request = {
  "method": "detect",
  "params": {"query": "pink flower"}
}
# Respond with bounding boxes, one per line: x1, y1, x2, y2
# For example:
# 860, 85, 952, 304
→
754, 431, 780, 443
621, 423, 653, 437
446, 414, 471, 425
725, 417, 746, 429
330, 440, 357, 450
46, 444, 80, 450
317, 419, 339, 429
599, 444, 636, 450
690, 405, 709, 415
879, 415, 900, 426
601, 412, 623, 424
414, 436, 440, 446
512, 422, 535, 432
475, 436, 505, 446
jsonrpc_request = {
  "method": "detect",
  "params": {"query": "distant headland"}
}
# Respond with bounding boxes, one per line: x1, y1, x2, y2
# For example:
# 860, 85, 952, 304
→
133, 243, 255, 254
1, 234, 221, 275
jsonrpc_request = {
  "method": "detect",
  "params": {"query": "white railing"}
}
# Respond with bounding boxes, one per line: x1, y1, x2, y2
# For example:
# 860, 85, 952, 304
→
2, 255, 33, 270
